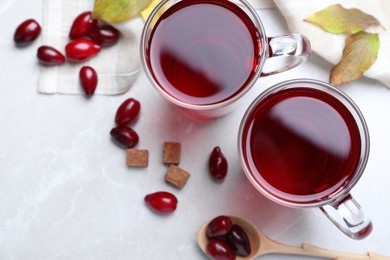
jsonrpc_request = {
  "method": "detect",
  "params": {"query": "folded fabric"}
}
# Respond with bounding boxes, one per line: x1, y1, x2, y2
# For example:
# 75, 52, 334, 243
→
273, 0, 390, 87
38, 0, 142, 95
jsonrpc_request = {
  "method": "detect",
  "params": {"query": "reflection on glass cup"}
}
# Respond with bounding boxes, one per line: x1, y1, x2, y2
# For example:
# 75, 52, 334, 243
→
141, 0, 311, 119
238, 79, 372, 239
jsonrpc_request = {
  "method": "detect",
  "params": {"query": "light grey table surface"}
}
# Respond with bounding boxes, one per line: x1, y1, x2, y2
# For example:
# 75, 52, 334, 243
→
1, 0, 389, 259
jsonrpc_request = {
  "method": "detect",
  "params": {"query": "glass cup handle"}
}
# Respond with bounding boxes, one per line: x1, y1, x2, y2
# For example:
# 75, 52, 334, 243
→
320, 195, 373, 240
261, 34, 311, 76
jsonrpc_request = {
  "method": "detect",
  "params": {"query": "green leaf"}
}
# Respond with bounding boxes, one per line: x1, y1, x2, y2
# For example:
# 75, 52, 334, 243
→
92, 0, 153, 23
330, 32, 380, 86
304, 4, 381, 34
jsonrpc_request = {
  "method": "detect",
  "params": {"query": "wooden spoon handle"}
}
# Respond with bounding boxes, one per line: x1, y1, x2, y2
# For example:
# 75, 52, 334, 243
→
301, 243, 390, 259
336, 252, 390, 260
258, 237, 389, 259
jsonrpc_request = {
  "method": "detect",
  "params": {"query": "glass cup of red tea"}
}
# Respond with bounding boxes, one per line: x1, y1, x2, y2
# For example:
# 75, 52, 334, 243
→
140, 0, 311, 119
238, 79, 372, 240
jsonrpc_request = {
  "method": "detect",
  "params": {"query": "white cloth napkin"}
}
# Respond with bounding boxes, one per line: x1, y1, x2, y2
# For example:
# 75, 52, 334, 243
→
38, 0, 143, 95
38, 0, 390, 94
273, 0, 390, 87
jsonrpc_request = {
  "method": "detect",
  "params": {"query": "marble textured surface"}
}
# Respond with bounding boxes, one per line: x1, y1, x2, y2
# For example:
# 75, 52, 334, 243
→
1, 0, 390, 259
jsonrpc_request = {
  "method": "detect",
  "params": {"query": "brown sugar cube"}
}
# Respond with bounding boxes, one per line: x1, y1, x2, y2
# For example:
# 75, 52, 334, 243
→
126, 149, 149, 167
163, 142, 181, 165
165, 164, 190, 189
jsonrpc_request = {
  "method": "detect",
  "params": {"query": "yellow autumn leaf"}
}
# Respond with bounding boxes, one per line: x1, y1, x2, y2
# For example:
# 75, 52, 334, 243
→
330, 32, 380, 86
140, 0, 164, 21
305, 4, 381, 34
92, 0, 153, 23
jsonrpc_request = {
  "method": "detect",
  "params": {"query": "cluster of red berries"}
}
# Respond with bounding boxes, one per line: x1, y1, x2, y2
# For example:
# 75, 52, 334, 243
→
110, 98, 141, 149
14, 12, 120, 96
206, 215, 251, 259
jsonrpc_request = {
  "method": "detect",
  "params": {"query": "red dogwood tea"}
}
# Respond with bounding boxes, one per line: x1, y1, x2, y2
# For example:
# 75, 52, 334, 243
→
145, 0, 260, 106
241, 87, 362, 203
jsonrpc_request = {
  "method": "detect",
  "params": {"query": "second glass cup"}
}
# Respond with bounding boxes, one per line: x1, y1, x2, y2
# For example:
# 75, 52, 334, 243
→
141, 0, 311, 119
238, 79, 372, 239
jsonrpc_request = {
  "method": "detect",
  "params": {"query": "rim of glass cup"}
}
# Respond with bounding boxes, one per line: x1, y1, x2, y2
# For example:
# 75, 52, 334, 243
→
237, 78, 370, 208
140, 0, 268, 111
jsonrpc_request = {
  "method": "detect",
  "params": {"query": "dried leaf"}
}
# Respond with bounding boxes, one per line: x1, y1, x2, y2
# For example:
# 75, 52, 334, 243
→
92, 0, 153, 23
305, 4, 381, 34
330, 32, 380, 86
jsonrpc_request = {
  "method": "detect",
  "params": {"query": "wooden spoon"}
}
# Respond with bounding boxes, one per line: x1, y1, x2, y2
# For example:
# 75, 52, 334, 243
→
196, 216, 389, 259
